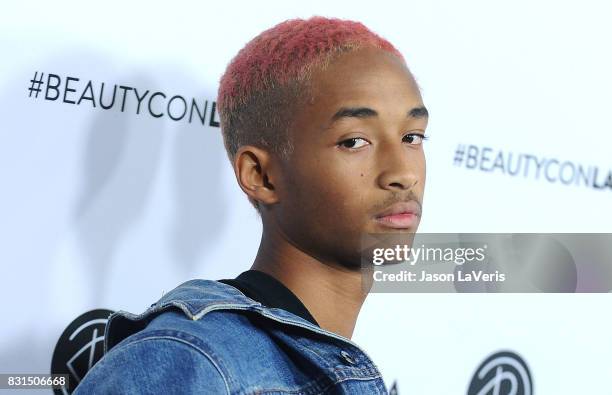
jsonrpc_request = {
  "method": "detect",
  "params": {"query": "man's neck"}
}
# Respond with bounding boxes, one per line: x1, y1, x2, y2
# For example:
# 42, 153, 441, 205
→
250, 225, 369, 340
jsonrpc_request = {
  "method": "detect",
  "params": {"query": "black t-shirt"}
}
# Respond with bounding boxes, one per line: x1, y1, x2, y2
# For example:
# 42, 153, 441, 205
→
218, 269, 320, 327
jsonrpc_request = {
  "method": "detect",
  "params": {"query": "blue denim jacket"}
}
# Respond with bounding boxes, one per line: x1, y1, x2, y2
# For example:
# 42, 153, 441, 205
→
74, 279, 389, 394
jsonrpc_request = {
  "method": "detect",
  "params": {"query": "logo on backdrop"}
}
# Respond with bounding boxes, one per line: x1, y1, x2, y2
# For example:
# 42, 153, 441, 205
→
51, 309, 114, 394
453, 144, 612, 192
27, 71, 220, 127
467, 350, 533, 395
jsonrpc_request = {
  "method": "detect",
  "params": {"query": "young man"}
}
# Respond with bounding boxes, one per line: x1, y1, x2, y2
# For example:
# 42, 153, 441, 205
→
75, 16, 428, 394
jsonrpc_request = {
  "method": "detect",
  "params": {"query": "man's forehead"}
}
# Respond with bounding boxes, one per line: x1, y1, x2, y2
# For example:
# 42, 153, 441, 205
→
311, 83, 425, 124
318, 47, 411, 79
298, 48, 424, 128
315, 67, 416, 94
318, 104, 428, 132
309, 59, 421, 105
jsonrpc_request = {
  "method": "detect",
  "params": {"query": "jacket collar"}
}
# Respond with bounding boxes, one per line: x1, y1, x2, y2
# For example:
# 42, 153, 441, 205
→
104, 279, 318, 353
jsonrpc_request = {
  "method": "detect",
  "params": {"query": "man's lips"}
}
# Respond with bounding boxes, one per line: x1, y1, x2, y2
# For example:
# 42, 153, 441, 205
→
373, 201, 421, 229
374, 212, 418, 228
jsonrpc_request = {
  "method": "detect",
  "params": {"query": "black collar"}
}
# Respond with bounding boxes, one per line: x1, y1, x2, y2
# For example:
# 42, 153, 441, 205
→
218, 269, 320, 327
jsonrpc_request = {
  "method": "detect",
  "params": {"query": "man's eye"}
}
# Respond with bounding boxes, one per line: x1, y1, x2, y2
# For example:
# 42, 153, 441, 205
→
338, 137, 369, 149
403, 133, 428, 145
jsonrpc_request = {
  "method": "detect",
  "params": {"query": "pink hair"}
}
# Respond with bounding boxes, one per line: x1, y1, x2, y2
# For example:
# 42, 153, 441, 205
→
218, 16, 405, 114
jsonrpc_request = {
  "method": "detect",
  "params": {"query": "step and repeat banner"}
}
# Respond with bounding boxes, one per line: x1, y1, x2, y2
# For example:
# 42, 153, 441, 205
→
1, 1, 610, 394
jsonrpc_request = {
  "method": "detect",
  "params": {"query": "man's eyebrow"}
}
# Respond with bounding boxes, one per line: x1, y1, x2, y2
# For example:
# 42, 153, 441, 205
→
330, 105, 429, 124
409, 106, 429, 119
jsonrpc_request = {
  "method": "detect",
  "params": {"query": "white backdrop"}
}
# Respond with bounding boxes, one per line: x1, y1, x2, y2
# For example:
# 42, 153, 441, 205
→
1, 1, 611, 394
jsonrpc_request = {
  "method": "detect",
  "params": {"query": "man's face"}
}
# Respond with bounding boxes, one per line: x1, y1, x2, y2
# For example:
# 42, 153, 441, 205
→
272, 47, 428, 269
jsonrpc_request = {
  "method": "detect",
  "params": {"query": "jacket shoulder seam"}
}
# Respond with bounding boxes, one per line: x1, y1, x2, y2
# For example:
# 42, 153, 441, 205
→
114, 334, 232, 394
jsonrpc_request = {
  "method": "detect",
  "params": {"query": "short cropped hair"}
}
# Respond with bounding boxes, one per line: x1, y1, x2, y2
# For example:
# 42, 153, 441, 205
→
217, 16, 405, 212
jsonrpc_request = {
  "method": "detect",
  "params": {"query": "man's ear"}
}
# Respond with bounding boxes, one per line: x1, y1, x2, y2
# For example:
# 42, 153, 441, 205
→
233, 145, 280, 207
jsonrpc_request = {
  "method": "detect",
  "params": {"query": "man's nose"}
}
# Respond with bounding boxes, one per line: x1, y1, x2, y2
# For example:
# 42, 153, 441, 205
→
376, 141, 421, 191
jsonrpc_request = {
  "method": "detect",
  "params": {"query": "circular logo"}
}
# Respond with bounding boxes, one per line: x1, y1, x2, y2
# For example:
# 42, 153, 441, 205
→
51, 309, 113, 394
468, 351, 533, 395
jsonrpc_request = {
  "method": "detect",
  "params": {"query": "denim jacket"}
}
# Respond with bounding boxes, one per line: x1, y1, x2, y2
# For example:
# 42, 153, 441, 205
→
74, 279, 389, 394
